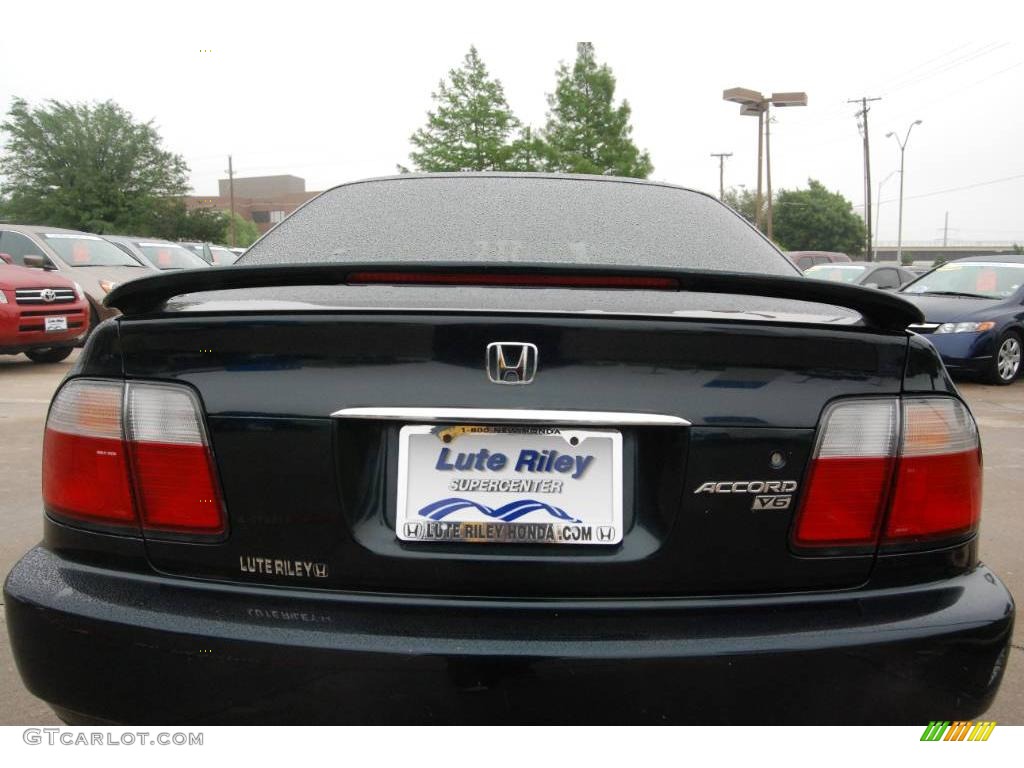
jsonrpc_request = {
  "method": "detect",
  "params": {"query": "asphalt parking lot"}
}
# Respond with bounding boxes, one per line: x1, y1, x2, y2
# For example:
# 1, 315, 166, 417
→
0, 350, 1021, 724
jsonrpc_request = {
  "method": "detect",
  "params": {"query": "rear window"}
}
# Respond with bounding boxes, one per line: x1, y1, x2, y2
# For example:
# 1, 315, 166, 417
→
240, 176, 797, 276
43, 233, 144, 268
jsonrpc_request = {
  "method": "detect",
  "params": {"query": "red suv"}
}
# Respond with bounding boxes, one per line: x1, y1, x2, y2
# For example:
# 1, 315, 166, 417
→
0, 261, 90, 363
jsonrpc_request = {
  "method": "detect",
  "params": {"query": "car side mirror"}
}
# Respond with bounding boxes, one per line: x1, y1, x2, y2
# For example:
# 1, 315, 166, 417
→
0, 252, 13, 264
23, 254, 56, 270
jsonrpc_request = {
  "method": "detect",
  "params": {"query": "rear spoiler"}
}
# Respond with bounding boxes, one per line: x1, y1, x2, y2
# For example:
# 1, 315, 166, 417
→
104, 262, 924, 330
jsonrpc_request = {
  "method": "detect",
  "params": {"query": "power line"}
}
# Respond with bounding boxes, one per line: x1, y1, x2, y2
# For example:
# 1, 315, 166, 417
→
875, 43, 975, 87
853, 172, 1024, 209
778, 44, 1003, 136
779, 45, 983, 131
889, 59, 1024, 118
782, 46, 1019, 156
900, 172, 1024, 202
880, 43, 1009, 95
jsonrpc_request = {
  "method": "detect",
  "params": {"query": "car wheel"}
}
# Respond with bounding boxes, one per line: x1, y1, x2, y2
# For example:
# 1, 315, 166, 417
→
25, 347, 74, 364
987, 331, 1022, 385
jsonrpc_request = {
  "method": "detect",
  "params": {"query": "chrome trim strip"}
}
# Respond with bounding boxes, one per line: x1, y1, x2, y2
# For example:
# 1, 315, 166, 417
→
331, 407, 690, 427
15, 288, 76, 304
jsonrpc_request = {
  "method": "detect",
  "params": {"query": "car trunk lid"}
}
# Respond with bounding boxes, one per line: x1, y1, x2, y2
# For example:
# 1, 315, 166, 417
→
116, 296, 909, 598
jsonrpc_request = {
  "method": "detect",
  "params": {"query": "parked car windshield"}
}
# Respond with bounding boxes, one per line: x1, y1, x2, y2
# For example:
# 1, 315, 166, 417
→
209, 246, 240, 265
903, 261, 1024, 299
804, 264, 868, 283
240, 176, 797, 276
136, 242, 210, 270
42, 233, 145, 267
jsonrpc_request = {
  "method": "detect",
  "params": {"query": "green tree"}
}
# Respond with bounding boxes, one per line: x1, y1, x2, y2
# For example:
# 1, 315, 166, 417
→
772, 179, 866, 256
138, 206, 260, 246
0, 98, 189, 232
129, 202, 226, 243
507, 126, 546, 172
126, 201, 217, 240
175, 207, 229, 243
722, 186, 760, 225
223, 212, 260, 248
542, 43, 652, 178
406, 47, 525, 172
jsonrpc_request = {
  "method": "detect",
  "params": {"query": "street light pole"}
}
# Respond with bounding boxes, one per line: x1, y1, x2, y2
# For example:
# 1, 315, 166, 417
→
895, 144, 906, 263
874, 169, 899, 261
723, 88, 807, 235
886, 120, 922, 264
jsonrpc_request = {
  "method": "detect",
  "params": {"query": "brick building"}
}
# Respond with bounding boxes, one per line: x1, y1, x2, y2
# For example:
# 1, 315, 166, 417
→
185, 175, 321, 234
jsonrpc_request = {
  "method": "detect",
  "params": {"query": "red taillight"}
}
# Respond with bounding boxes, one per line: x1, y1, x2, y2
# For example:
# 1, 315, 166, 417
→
125, 383, 225, 534
884, 398, 981, 544
794, 399, 898, 548
43, 380, 136, 527
42, 379, 225, 536
794, 396, 981, 551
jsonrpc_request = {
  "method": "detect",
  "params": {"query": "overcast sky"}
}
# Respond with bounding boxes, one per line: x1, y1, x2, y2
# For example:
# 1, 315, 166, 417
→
2, 1, 1022, 243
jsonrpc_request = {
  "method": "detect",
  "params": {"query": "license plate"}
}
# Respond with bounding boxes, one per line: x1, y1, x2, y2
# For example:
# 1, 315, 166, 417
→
396, 424, 623, 545
44, 316, 67, 332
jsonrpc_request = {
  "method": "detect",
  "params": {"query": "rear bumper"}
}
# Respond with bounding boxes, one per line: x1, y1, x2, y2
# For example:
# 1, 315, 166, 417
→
5, 545, 1014, 725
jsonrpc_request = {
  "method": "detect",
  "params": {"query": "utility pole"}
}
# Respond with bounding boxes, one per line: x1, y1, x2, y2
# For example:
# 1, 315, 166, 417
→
755, 109, 764, 230
848, 96, 881, 260
227, 154, 236, 248
943, 211, 949, 246
710, 152, 732, 200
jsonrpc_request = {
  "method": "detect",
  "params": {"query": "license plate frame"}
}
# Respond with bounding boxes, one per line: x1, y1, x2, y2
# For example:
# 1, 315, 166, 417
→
396, 424, 623, 545
44, 316, 68, 333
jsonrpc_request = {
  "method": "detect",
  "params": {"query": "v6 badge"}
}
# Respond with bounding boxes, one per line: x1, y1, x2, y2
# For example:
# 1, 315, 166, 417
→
752, 494, 792, 510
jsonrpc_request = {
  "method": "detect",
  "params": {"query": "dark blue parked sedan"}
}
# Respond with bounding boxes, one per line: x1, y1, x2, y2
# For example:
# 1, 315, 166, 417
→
901, 255, 1024, 385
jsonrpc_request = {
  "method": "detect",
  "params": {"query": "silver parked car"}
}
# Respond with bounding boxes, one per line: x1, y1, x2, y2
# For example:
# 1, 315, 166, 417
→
804, 261, 918, 290
105, 236, 212, 271
0, 224, 151, 326
180, 241, 242, 266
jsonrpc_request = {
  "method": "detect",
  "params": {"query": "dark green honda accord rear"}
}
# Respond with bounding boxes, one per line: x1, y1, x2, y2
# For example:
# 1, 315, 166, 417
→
4, 174, 1014, 724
